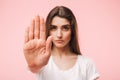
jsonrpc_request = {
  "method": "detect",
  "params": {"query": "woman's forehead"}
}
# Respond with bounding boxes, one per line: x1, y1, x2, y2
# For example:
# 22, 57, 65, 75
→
51, 16, 70, 26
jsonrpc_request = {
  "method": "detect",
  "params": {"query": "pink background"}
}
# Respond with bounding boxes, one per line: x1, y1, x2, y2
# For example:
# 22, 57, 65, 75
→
0, 0, 120, 80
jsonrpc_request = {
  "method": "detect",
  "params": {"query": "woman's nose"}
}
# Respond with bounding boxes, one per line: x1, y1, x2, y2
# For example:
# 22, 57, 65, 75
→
56, 29, 62, 38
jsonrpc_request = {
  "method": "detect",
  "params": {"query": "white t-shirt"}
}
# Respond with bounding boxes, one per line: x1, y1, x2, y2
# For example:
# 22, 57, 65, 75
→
36, 55, 100, 80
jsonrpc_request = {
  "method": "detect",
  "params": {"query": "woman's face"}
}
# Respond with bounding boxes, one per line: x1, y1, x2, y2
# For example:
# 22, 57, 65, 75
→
49, 16, 71, 48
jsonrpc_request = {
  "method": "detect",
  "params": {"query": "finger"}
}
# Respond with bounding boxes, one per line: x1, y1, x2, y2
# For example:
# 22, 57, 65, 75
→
40, 17, 46, 40
29, 19, 35, 40
34, 15, 40, 39
46, 36, 52, 55
24, 27, 29, 43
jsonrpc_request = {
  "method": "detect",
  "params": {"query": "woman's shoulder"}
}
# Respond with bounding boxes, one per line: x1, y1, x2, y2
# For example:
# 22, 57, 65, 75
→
77, 55, 92, 61
77, 55, 95, 65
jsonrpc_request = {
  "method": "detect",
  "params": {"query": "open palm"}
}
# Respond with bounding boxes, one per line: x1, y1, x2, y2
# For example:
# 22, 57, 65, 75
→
23, 16, 52, 72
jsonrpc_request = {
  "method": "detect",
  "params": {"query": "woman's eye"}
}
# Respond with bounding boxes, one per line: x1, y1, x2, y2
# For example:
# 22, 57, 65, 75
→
50, 25, 57, 30
62, 25, 70, 31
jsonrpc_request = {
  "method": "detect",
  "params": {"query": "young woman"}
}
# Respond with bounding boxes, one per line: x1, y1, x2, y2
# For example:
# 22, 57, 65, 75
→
24, 6, 100, 80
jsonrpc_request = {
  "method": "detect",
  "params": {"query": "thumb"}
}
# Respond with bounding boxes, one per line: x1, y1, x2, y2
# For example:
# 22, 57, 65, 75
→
46, 36, 52, 55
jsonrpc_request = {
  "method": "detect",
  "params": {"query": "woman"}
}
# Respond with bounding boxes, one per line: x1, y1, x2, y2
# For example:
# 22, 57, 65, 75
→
24, 6, 100, 80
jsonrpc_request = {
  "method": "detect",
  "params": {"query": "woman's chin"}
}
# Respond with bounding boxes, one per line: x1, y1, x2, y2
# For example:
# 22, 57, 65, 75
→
54, 44, 66, 48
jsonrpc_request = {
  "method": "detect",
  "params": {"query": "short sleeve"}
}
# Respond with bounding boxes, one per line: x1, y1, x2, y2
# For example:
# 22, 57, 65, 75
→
86, 59, 100, 80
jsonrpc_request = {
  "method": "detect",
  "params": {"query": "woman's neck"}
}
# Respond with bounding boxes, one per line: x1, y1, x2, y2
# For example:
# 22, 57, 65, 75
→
51, 46, 73, 57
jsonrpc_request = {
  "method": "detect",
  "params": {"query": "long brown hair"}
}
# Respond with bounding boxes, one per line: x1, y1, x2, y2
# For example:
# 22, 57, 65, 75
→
46, 6, 82, 55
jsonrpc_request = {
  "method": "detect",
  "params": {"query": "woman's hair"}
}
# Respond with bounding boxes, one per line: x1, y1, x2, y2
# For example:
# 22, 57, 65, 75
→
46, 6, 82, 55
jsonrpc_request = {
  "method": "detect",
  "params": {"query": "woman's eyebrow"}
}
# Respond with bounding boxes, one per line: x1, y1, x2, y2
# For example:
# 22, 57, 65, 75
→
62, 24, 71, 26
50, 24, 70, 26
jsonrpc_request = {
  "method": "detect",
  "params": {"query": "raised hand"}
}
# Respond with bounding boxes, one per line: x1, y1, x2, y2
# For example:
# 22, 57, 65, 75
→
23, 15, 52, 73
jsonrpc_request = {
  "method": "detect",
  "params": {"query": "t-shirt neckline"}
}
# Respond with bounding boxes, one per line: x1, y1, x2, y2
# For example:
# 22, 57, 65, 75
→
50, 55, 79, 73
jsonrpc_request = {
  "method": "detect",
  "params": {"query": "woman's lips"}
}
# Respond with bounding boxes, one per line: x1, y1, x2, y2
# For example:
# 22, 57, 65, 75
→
55, 40, 63, 43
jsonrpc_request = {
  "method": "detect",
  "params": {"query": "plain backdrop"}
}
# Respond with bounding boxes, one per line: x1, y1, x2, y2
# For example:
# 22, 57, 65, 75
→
0, 0, 120, 80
